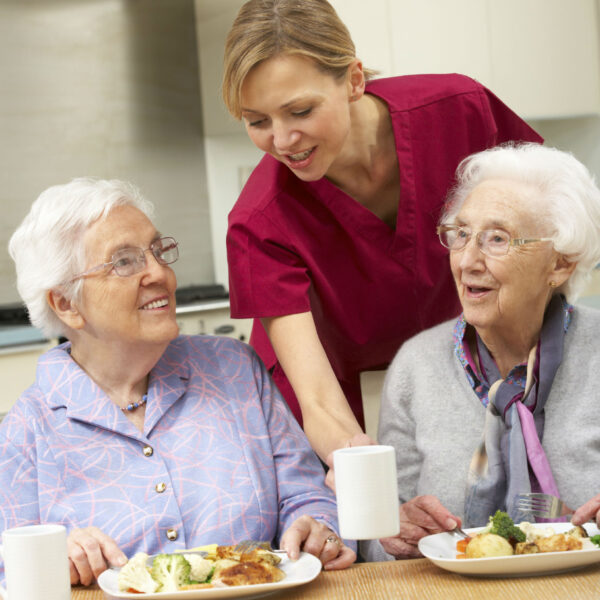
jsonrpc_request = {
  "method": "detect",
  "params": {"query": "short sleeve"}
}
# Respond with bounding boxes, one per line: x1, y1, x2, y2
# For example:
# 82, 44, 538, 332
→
227, 206, 312, 319
479, 84, 543, 146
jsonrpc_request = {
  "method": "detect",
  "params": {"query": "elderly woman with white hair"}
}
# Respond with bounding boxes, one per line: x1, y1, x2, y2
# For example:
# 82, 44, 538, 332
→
362, 143, 600, 561
0, 178, 355, 586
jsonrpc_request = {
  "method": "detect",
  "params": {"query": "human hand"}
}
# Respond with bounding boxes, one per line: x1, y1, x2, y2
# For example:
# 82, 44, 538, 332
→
324, 432, 377, 491
571, 494, 600, 527
67, 526, 127, 586
379, 495, 462, 559
280, 515, 356, 570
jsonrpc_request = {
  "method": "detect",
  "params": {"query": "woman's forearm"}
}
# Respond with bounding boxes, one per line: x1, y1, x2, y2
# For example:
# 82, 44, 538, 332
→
262, 312, 364, 460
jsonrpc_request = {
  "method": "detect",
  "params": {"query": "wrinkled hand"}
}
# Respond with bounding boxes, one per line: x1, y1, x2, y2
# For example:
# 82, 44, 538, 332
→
379, 495, 462, 559
67, 526, 127, 586
571, 494, 600, 527
280, 515, 356, 570
325, 433, 377, 491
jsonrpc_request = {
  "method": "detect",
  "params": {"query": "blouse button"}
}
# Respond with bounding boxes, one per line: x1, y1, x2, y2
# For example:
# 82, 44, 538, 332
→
166, 528, 178, 541
142, 445, 153, 457
155, 482, 167, 493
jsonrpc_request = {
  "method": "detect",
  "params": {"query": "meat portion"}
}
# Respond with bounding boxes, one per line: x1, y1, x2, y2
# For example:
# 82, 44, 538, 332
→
535, 533, 582, 553
215, 560, 285, 586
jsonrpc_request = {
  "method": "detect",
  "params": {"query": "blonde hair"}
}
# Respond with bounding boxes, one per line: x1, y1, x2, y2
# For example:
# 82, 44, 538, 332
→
222, 0, 376, 119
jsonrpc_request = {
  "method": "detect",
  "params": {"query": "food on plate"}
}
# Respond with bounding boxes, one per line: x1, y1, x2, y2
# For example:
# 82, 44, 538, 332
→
486, 510, 526, 544
184, 552, 214, 584
117, 545, 285, 593
215, 545, 282, 566
117, 552, 159, 594
591, 534, 600, 547
456, 511, 590, 559
518, 521, 558, 543
535, 533, 583, 553
215, 560, 285, 586
465, 533, 514, 558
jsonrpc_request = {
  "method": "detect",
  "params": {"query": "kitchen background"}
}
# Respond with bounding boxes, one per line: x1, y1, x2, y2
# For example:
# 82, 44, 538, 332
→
2, 0, 600, 432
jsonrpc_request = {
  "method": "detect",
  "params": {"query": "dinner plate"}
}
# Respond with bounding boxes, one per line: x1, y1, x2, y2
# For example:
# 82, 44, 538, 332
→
98, 551, 322, 599
418, 522, 600, 577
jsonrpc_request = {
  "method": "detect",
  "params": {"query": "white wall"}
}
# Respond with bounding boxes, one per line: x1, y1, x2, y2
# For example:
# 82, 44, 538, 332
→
195, 3, 263, 289
0, 0, 214, 307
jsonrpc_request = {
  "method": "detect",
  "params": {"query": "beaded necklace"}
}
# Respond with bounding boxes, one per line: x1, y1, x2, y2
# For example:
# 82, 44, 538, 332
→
121, 394, 148, 412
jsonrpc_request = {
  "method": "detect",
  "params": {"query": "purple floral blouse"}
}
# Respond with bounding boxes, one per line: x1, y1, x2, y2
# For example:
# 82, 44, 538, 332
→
0, 335, 339, 577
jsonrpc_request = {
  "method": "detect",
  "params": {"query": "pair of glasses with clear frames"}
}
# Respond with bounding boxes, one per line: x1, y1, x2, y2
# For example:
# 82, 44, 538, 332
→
436, 225, 553, 258
69, 236, 179, 282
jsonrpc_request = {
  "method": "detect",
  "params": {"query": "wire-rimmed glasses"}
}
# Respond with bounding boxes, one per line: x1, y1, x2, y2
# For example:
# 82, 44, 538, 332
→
436, 225, 553, 258
70, 236, 179, 282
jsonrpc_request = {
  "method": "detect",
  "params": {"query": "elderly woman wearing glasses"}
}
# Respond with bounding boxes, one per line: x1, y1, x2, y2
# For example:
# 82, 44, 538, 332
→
1, 178, 355, 586
362, 143, 600, 561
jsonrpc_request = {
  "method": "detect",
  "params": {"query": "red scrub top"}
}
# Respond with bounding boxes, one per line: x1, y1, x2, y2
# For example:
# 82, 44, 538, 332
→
226, 73, 543, 428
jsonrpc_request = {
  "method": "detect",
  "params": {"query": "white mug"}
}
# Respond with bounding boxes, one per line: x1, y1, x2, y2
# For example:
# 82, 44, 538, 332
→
333, 445, 400, 539
0, 524, 70, 600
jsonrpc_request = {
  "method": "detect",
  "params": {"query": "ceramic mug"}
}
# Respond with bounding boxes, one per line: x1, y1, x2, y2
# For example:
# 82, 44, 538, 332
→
333, 445, 400, 539
0, 524, 70, 600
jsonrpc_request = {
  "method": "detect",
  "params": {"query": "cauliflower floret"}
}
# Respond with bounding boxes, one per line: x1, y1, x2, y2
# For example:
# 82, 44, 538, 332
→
518, 521, 556, 543
184, 553, 214, 583
117, 552, 158, 593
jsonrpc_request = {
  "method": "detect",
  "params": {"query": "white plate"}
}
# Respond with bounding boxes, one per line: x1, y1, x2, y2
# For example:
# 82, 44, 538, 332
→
98, 552, 322, 599
418, 522, 600, 577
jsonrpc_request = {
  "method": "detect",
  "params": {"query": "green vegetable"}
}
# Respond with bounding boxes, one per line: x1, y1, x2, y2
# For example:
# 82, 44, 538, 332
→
590, 534, 600, 547
487, 510, 526, 543
151, 553, 192, 592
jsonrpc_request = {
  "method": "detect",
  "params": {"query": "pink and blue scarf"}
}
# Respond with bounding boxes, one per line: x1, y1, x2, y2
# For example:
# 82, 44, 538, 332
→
463, 294, 572, 526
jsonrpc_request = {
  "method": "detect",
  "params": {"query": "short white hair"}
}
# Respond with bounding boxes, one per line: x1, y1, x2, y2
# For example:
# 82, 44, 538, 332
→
8, 177, 154, 338
441, 143, 600, 302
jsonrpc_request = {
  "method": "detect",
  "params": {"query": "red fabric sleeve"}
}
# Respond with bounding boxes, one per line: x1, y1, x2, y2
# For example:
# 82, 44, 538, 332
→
227, 203, 312, 319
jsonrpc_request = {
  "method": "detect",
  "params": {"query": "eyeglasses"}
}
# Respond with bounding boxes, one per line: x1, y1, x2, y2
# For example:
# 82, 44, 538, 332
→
436, 225, 553, 258
70, 236, 179, 281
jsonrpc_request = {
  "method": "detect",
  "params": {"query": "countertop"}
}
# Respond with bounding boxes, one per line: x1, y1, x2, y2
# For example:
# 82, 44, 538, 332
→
0, 285, 231, 349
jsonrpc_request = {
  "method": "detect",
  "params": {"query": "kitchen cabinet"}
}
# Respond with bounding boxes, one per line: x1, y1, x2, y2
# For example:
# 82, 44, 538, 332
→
331, 0, 600, 119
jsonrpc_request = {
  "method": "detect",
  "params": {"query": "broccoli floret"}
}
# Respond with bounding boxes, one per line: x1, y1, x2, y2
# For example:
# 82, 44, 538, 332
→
590, 534, 600, 547
151, 553, 192, 592
488, 510, 526, 543
117, 552, 159, 593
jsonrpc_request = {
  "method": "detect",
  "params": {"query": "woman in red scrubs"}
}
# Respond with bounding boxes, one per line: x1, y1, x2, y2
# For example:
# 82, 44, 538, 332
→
223, 0, 542, 464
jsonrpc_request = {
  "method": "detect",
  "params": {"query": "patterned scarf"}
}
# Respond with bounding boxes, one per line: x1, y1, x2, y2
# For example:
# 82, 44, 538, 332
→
464, 294, 569, 527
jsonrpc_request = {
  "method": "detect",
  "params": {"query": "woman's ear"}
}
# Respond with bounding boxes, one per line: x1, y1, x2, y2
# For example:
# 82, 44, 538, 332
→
46, 289, 85, 330
550, 253, 577, 288
347, 58, 365, 102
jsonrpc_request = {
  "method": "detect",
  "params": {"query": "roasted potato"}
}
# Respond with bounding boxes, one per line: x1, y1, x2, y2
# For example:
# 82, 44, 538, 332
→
465, 533, 514, 558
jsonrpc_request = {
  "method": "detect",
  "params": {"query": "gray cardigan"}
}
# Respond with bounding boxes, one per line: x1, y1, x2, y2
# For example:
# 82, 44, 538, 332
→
363, 304, 600, 562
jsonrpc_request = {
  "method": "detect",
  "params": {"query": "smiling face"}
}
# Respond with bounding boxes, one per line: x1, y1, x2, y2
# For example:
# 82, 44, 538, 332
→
70, 205, 178, 354
240, 54, 358, 181
450, 179, 561, 347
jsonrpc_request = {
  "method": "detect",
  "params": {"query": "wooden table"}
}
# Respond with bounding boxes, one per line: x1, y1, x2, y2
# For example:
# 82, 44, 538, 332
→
72, 558, 600, 600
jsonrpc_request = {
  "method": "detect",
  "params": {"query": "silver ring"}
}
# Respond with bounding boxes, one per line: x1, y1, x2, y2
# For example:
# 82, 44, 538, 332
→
326, 535, 341, 546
